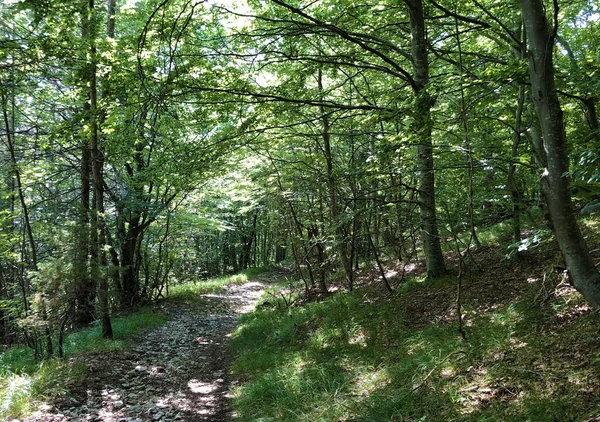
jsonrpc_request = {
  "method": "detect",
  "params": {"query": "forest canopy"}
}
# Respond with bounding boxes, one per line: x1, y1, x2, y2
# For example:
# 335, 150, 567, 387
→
1, 0, 600, 353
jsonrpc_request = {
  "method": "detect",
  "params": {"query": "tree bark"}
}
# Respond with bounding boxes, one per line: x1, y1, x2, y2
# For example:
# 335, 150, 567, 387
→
406, 0, 446, 278
73, 144, 94, 326
455, 16, 481, 248
508, 84, 525, 243
521, 0, 600, 306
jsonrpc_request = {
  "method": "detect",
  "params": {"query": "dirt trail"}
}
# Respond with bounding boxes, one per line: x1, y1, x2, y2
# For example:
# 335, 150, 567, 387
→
25, 280, 267, 422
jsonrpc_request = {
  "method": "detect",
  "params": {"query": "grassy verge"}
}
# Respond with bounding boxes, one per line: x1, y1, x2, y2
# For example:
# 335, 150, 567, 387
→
230, 269, 600, 421
0, 308, 167, 420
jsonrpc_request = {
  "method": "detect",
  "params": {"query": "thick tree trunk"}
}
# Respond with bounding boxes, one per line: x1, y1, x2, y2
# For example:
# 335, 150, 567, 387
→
407, 0, 446, 278
522, 0, 600, 307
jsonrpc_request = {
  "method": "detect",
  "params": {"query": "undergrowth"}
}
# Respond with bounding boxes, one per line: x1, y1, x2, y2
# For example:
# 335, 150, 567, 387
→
230, 223, 600, 421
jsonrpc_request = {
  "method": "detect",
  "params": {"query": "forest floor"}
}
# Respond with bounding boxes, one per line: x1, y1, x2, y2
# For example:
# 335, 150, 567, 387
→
22, 278, 269, 422
11, 221, 600, 421
227, 224, 600, 421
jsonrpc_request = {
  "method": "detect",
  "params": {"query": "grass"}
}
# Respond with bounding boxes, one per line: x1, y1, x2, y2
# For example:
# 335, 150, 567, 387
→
0, 307, 167, 420
166, 267, 270, 302
230, 222, 600, 421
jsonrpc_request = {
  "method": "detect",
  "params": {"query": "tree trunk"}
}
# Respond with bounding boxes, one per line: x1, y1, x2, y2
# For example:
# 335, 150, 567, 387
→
318, 68, 353, 289
1, 88, 37, 271
521, 0, 600, 307
508, 84, 525, 243
84, 0, 113, 337
455, 16, 481, 248
406, 0, 446, 278
73, 144, 94, 326
120, 221, 142, 308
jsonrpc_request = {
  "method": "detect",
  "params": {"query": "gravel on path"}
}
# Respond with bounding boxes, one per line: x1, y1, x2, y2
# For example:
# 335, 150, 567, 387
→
24, 281, 266, 422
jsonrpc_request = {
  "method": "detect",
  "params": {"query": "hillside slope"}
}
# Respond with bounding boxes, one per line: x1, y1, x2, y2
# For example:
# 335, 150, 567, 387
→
230, 230, 600, 421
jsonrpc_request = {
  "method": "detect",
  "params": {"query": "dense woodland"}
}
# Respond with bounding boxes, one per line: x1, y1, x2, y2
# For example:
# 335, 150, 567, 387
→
1, 0, 599, 364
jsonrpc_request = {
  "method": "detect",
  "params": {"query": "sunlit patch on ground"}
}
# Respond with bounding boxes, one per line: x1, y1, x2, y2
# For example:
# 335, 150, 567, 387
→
353, 368, 390, 396
188, 379, 219, 394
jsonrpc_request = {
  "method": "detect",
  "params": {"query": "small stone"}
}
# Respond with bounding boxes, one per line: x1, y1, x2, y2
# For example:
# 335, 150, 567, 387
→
134, 365, 147, 372
39, 404, 54, 412
114, 400, 125, 409
128, 404, 142, 412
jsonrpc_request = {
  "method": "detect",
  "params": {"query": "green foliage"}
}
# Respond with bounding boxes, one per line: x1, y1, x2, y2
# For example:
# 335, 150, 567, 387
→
2, 0, 600, 416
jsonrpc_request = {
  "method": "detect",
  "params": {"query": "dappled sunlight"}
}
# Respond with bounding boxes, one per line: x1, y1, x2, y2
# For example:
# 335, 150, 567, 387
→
231, 258, 600, 421
0, 280, 269, 421
347, 329, 367, 348
457, 372, 524, 415
188, 379, 218, 394
353, 367, 391, 397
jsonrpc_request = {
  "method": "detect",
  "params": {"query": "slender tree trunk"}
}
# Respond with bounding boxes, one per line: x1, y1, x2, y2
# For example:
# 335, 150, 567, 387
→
508, 23, 527, 244
268, 153, 318, 289
522, 0, 600, 306
318, 68, 353, 289
406, 0, 446, 278
73, 145, 94, 326
85, 0, 112, 338
508, 84, 525, 243
1, 89, 37, 270
455, 16, 481, 248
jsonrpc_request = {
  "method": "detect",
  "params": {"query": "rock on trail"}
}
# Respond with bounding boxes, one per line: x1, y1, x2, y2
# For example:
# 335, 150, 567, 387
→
25, 281, 267, 422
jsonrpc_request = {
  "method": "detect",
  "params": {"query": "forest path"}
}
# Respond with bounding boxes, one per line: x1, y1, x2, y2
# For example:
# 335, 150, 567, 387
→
26, 280, 268, 422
